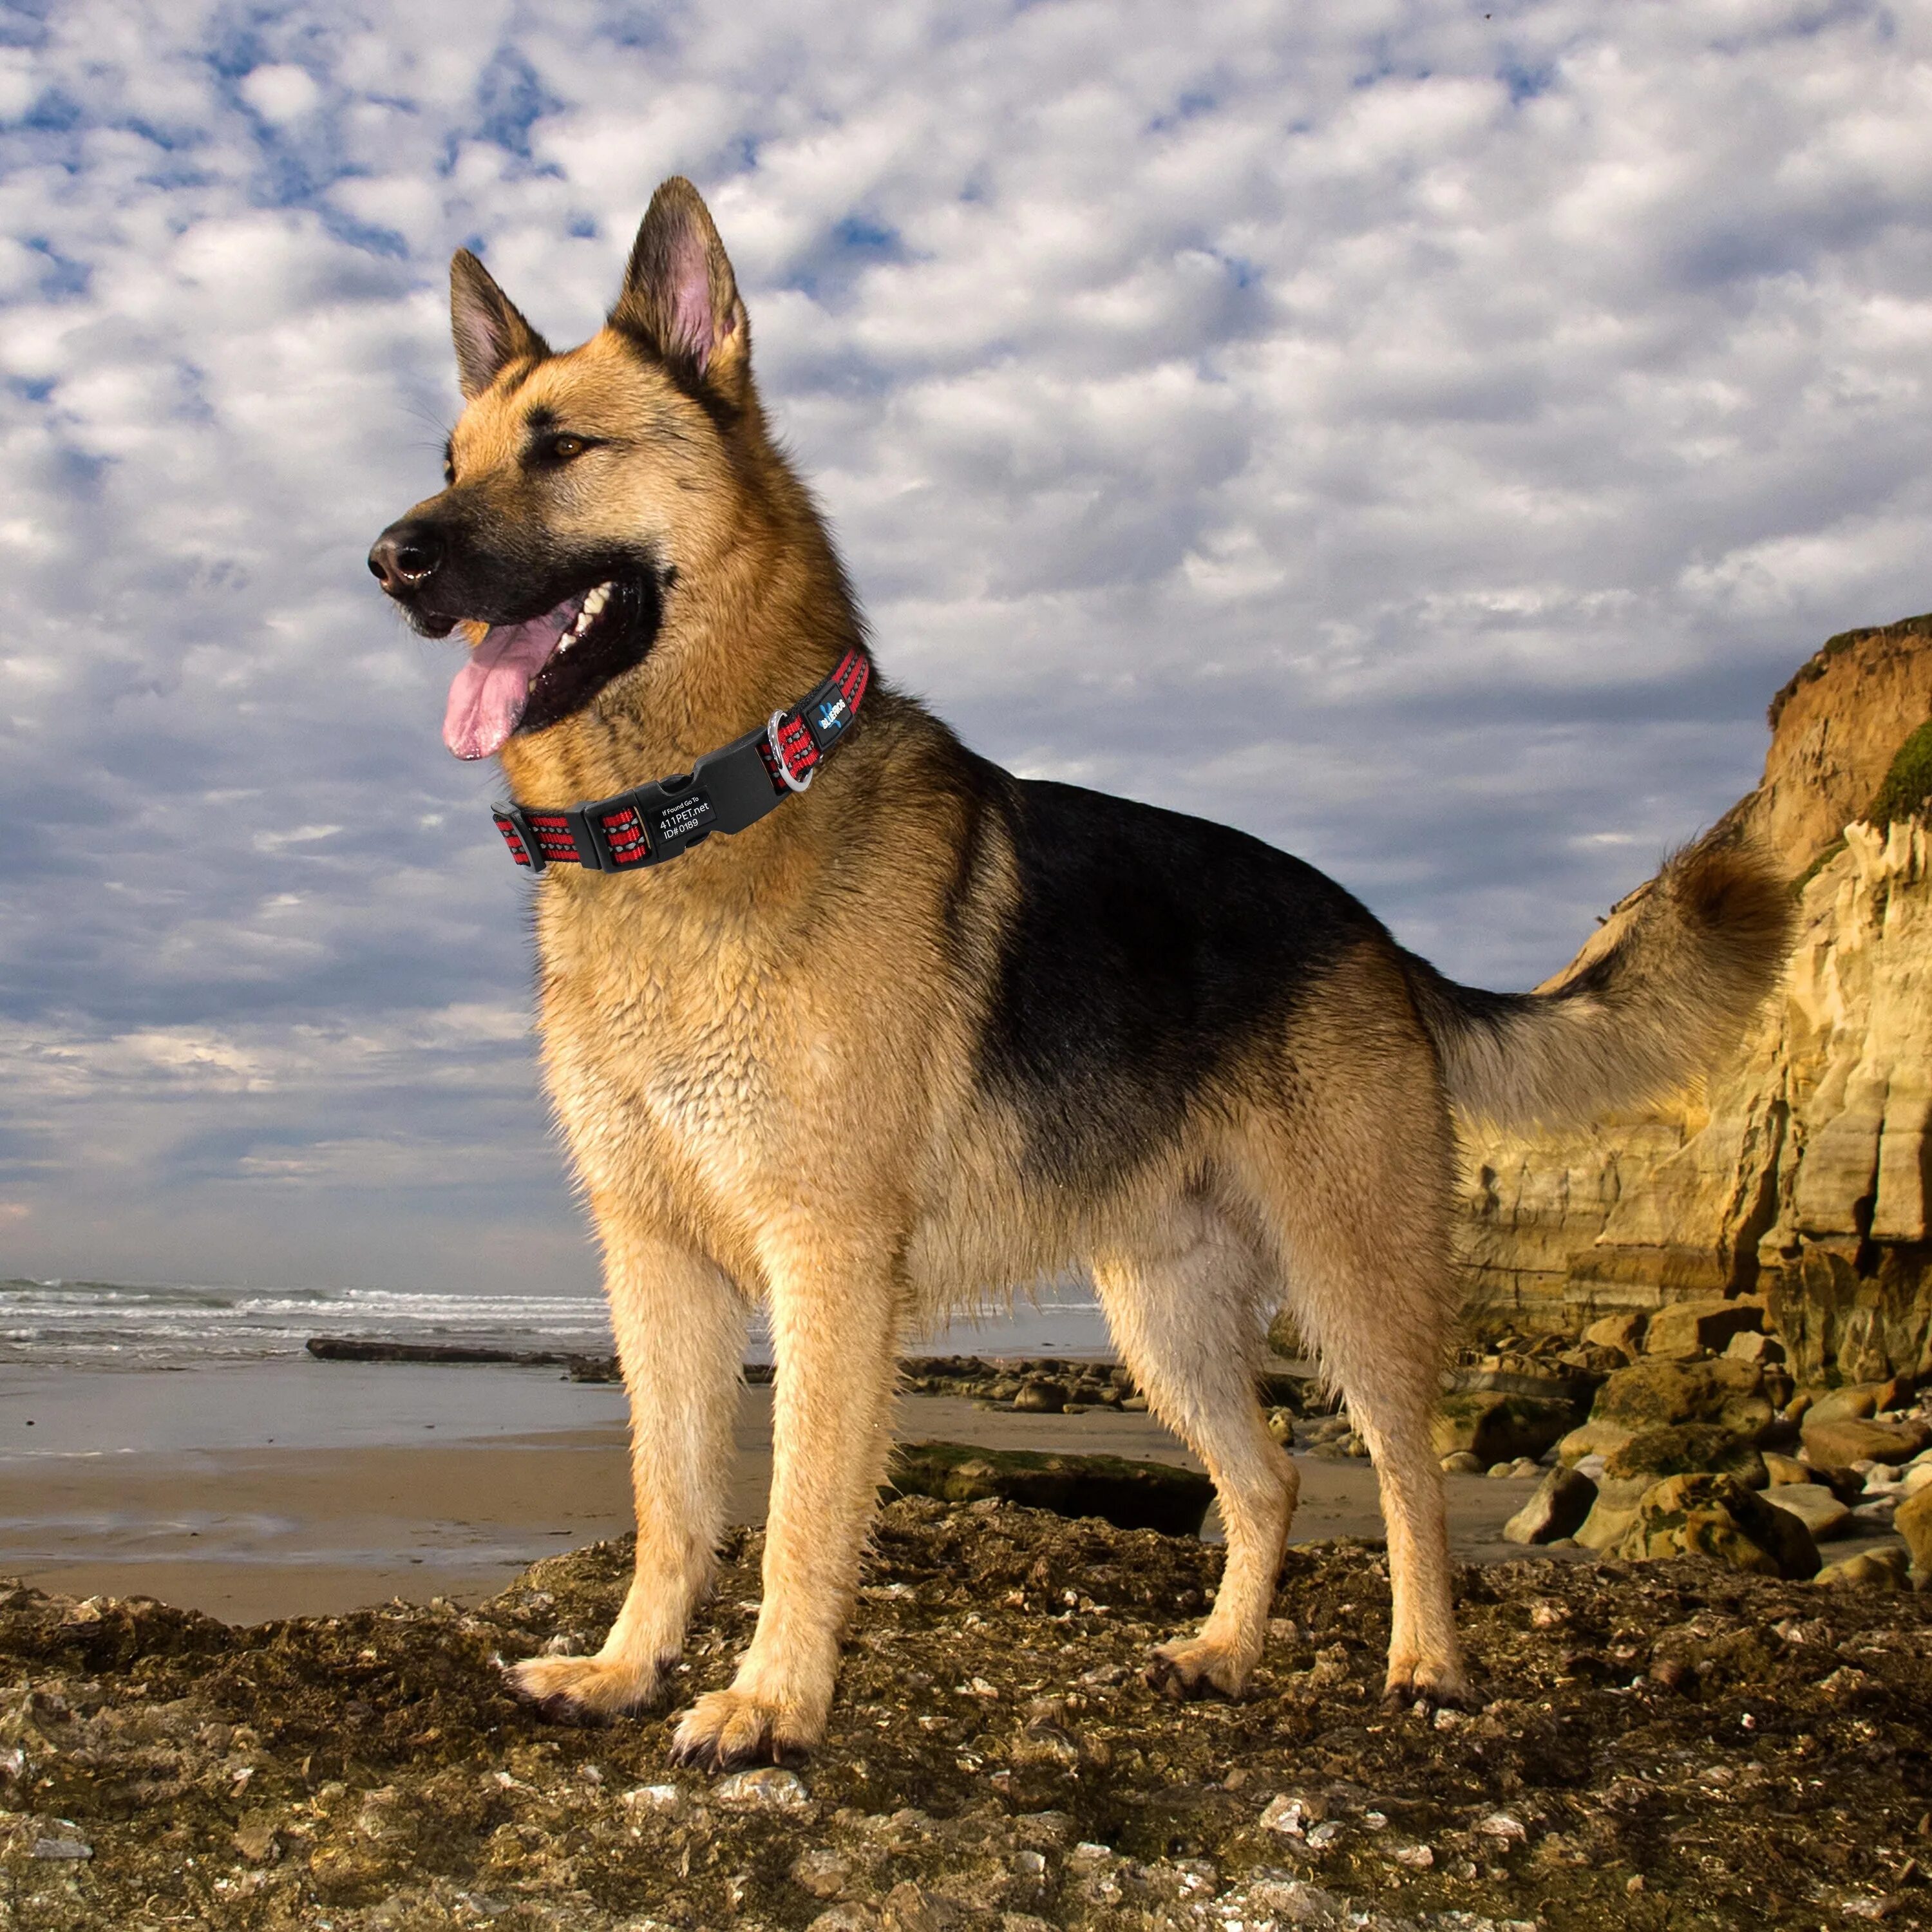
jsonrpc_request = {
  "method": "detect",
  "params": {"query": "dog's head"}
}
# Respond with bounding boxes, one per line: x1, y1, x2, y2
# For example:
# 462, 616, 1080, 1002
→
370, 178, 757, 759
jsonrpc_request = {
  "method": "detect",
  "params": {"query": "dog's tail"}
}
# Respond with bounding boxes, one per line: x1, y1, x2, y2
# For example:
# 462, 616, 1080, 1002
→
1406, 829, 1794, 1132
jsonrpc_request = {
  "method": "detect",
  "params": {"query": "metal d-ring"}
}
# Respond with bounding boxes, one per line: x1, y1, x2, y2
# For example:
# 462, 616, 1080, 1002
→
767, 710, 814, 793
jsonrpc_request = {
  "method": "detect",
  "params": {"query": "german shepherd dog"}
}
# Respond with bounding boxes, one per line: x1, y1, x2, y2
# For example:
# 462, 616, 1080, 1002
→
370, 178, 1790, 1770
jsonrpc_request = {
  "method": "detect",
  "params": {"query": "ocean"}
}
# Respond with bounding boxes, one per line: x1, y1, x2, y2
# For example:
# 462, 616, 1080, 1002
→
0, 1275, 1114, 1374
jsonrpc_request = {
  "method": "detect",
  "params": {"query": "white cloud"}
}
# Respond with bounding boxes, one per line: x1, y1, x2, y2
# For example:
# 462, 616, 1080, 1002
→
0, 0, 1929, 1291
238, 64, 322, 127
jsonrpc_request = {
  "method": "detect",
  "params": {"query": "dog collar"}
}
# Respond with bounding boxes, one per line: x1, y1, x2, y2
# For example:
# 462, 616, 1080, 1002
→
490, 649, 871, 873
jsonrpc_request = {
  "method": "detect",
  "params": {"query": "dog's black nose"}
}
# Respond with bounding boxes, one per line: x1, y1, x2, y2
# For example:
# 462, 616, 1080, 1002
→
368, 520, 444, 594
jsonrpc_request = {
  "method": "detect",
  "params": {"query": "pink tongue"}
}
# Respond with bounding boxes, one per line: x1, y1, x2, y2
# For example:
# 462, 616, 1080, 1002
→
443, 608, 574, 760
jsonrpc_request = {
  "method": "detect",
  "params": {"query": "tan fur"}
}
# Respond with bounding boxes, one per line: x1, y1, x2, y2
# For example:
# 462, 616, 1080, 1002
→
1414, 833, 1795, 1132
389, 180, 1792, 1766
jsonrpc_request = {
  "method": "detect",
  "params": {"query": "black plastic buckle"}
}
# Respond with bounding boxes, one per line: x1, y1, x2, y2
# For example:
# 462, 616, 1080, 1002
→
571, 768, 729, 871
630, 772, 720, 864
592, 728, 787, 864
492, 803, 546, 873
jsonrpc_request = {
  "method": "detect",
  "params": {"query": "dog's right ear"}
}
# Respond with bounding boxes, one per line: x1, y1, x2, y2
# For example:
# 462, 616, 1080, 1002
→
450, 250, 551, 401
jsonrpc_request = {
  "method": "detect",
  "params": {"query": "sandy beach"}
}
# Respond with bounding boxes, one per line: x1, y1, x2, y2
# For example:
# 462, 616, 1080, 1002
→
0, 1356, 1602, 1621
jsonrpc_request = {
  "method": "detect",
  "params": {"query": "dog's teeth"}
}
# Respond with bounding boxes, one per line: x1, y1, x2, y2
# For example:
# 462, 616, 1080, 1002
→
582, 583, 611, 618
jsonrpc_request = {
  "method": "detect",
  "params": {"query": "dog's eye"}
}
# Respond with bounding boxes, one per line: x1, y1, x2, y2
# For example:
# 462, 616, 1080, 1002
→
548, 435, 589, 460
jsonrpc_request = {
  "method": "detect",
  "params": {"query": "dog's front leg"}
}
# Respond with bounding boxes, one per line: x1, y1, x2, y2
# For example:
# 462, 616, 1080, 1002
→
510, 1232, 747, 1721
670, 1251, 898, 1770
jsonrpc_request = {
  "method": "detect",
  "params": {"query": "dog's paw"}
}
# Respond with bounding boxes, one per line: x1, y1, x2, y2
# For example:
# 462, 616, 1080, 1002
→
1144, 1635, 1249, 1703
506, 1652, 665, 1725
1380, 1657, 1475, 1715
668, 1688, 816, 1773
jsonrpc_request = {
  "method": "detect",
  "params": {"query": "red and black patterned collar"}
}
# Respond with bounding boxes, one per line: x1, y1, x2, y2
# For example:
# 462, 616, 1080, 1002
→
491, 649, 871, 873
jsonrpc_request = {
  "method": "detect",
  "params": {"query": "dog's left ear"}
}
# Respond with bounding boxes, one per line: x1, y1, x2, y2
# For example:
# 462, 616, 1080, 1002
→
610, 177, 748, 392
450, 250, 551, 401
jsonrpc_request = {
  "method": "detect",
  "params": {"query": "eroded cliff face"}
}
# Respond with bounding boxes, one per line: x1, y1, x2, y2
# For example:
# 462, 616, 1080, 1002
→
1457, 616, 1932, 1385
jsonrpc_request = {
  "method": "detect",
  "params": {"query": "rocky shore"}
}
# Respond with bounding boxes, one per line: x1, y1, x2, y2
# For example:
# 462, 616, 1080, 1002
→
3, 1499, 1930, 1932
310, 1342, 1317, 1422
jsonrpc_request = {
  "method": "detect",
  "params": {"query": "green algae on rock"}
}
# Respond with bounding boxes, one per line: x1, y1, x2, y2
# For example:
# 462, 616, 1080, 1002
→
1, 1501, 1930, 1930
1613, 1471, 1822, 1578
885, 1442, 1213, 1536
1428, 1392, 1576, 1467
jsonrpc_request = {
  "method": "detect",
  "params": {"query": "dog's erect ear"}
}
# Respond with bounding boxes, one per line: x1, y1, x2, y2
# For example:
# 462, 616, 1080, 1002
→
450, 250, 551, 401
609, 177, 747, 386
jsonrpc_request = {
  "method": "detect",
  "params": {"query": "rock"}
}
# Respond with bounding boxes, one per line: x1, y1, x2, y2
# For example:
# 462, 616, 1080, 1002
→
715, 1766, 810, 1809
1902, 1461, 1932, 1497
234, 1812, 281, 1862
308, 1336, 585, 1368
1806, 1382, 1898, 1424
1429, 1392, 1577, 1466
1614, 1472, 1822, 1578
1591, 1358, 1774, 1437
1763, 1450, 1813, 1484
1725, 1331, 1785, 1365
1557, 1417, 1638, 1466
1503, 1466, 1598, 1544
810, 1906, 880, 1932
1443, 1364, 1599, 1407
30, 1835, 91, 1861
1012, 1378, 1067, 1414
620, 1783, 685, 1814
878, 1882, 945, 1932
1440, 1451, 1484, 1474
1256, 1368, 1316, 1409
1575, 1425, 1770, 1549
1801, 1415, 1932, 1473
1604, 1423, 1768, 1489
1815, 1546, 1911, 1590
886, 1441, 1213, 1536
1643, 1298, 1765, 1361
1266, 1309, 1309, 1359
1266, 1408, 1296, 1446
1572, 1482, 1644, 1551
791, 1847, 855, 1897
1896, 1482, 1932, 1578
1584, 1312, 1647, 1359
1260, 1794, 1312, 1835
1761, 1482, 1854, 1541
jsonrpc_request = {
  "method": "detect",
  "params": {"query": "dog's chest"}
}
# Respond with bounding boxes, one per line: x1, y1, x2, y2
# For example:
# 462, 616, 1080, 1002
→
535, 878, 833, 1155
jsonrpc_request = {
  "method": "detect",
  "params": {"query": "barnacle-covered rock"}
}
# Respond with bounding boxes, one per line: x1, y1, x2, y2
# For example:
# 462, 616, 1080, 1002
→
0, 1499, 1926, 1929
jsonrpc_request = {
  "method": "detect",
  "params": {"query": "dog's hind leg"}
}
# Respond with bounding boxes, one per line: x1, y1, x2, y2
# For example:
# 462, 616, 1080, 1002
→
510, 1231, 747, 1721
670, 1240, 901, 1770
1093, 1197, 1298, 1701
1250, 1064, 1470, 1710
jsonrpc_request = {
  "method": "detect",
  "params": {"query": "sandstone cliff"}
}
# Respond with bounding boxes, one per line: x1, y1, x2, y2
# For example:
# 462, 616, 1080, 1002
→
1457, 614, 1932, 1385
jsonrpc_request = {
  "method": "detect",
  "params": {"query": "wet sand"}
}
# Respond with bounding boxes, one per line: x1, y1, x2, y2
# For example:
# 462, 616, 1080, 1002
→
0, 1365, 1569, 1622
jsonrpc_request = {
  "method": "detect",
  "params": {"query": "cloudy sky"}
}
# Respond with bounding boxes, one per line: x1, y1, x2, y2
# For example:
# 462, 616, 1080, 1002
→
0, 0, 1927, 1296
